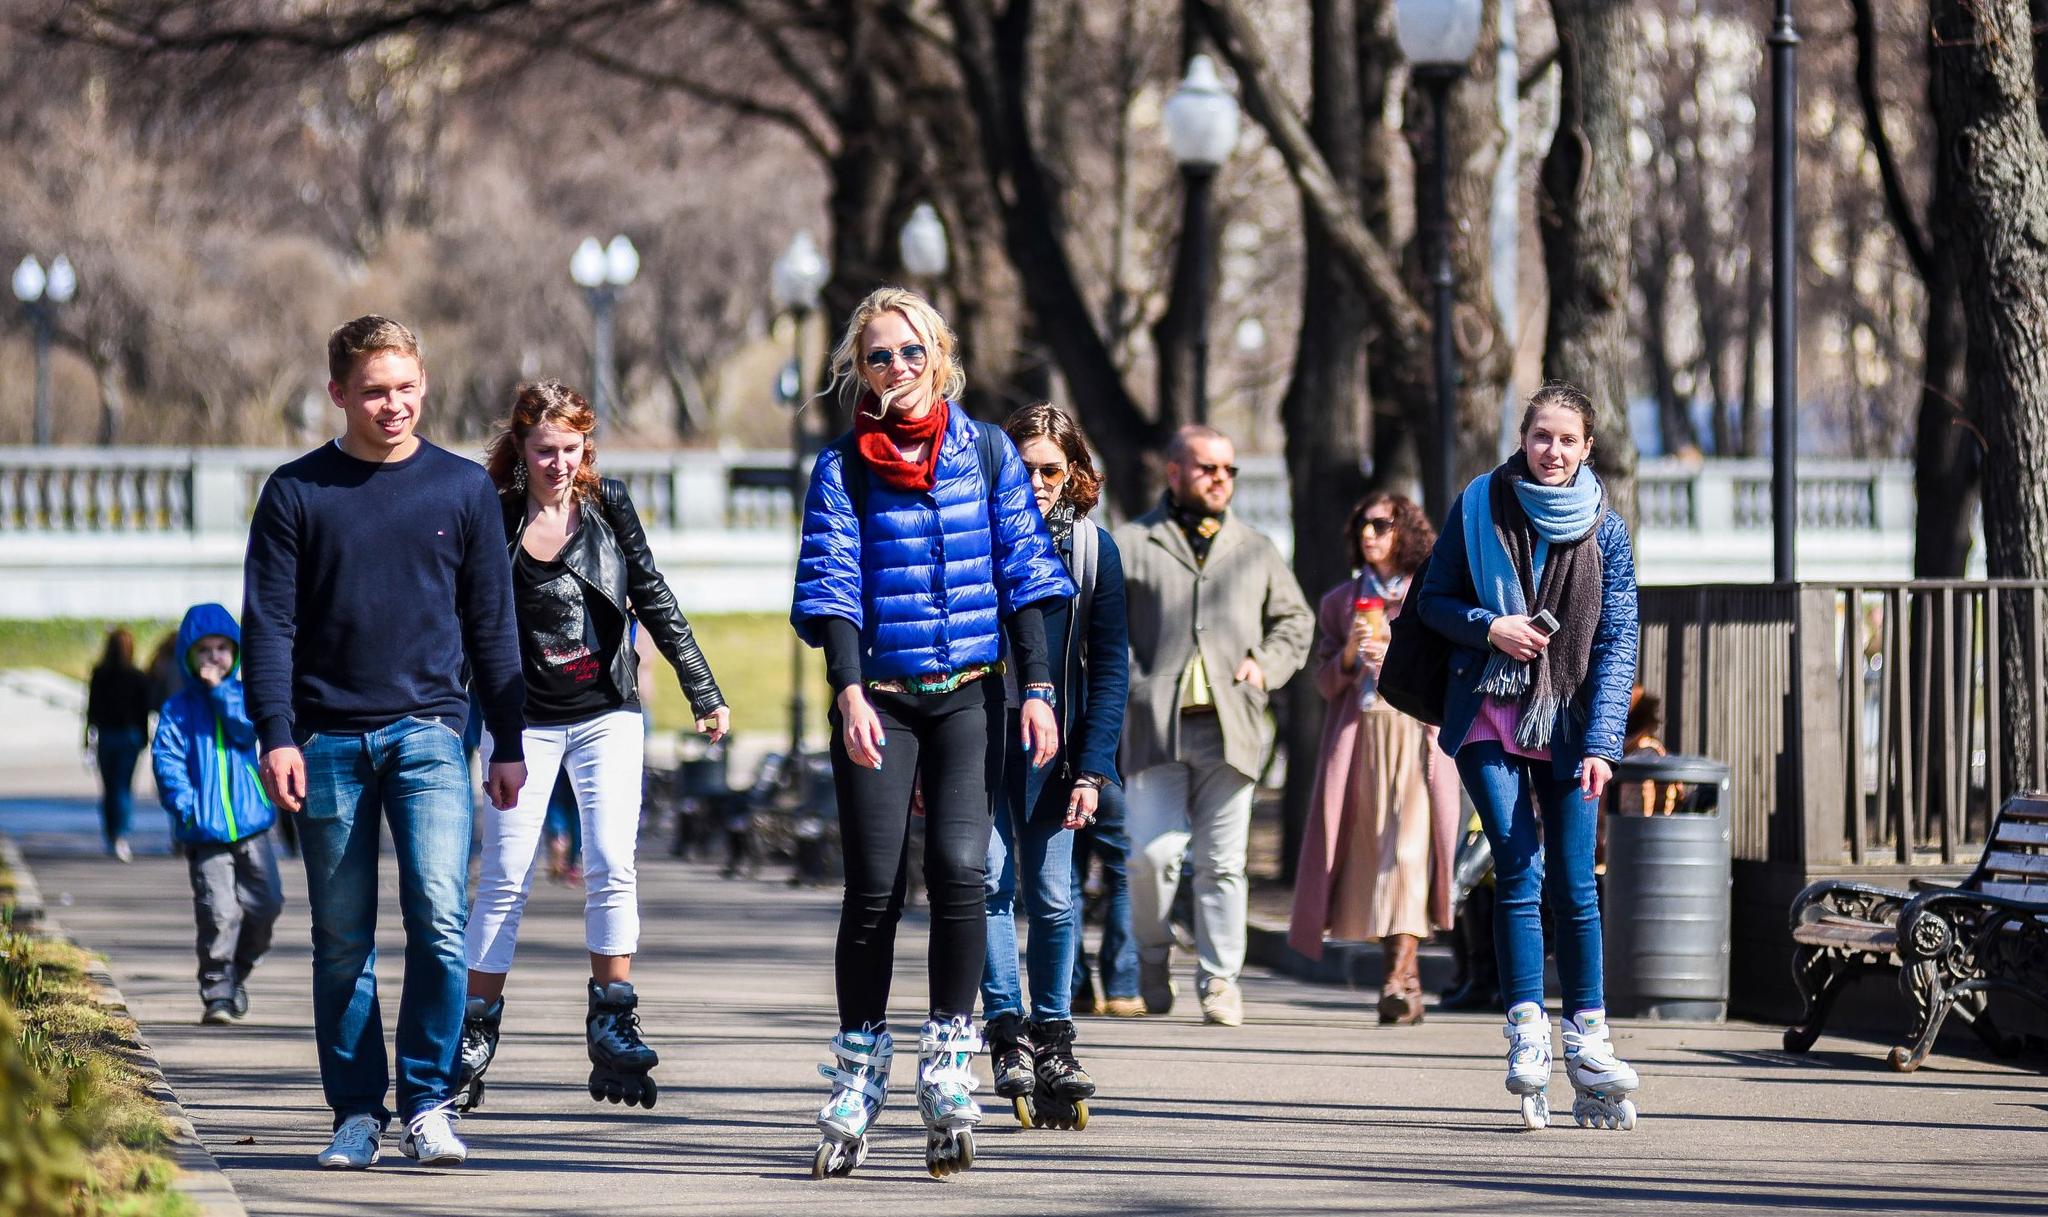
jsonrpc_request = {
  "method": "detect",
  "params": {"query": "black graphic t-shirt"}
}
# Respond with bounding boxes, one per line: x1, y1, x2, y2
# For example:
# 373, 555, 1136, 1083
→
513, 545, 631, 726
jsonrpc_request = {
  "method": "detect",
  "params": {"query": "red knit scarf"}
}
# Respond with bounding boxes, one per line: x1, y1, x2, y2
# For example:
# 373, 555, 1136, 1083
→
854, 395, 950, 491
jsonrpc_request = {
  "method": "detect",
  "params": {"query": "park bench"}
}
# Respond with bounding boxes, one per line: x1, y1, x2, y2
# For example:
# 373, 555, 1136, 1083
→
1783, 791, 2048, 1071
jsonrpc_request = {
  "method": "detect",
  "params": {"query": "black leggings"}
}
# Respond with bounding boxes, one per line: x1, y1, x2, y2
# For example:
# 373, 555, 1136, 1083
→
829, 677, 1003, 1030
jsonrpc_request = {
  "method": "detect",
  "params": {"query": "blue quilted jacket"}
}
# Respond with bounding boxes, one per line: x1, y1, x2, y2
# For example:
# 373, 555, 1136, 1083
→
791, 407, 1075, 680
1416, 495, 1639, 777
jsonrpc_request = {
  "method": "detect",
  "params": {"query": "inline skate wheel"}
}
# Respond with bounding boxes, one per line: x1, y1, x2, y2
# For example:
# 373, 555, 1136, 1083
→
1011, 1096, 1035, 1128
812, 1142, 836, 1180
1072, 1100, 1088, 1131
1520, 1093, 1549, 1130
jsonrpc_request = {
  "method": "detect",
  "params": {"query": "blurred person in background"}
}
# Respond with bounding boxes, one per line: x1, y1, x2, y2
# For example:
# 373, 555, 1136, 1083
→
86, 625, 154, 861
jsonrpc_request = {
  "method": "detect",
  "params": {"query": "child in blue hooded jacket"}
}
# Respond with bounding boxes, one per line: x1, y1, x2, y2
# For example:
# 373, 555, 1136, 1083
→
152, 602, 285, 1025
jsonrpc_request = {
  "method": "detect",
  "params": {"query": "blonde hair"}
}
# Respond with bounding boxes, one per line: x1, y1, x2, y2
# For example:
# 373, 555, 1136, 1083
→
826, 286, 966, 418
328, 315, 422, 385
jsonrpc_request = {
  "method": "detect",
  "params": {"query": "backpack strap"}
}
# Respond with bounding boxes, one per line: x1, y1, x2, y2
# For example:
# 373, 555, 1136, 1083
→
1070, 519, 1099, 657
829, 431, 868, 523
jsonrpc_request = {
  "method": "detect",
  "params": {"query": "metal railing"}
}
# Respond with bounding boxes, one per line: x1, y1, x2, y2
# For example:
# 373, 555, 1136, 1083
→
1640, 580, 2048, 871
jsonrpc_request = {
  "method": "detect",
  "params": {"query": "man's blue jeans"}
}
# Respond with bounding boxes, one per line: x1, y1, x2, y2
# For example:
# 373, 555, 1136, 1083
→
982, 740, 1079, 1022
297, 717, 472, 1128
1071, 780, 1138, 1001
1454, 741, 1604, 1015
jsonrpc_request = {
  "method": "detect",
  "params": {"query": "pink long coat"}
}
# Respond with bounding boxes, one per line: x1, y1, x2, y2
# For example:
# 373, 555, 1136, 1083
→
1288, 578, 1461, 959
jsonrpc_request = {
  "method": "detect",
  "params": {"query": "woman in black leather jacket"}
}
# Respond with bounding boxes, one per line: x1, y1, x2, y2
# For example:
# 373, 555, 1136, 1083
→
456, 380, 729, 1113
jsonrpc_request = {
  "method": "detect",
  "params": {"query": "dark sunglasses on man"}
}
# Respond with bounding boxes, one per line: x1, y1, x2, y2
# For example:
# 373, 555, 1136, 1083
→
1191, 461, 1239, 480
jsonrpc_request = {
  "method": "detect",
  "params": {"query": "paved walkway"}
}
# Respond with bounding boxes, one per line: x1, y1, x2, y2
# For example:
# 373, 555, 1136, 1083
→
5, 674, 2046, 1215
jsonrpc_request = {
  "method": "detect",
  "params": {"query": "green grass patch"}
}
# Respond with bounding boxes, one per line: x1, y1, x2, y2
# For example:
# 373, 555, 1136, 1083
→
1, 917, 193, 1216
1, 614, 827, 742
0, 620, 178, 685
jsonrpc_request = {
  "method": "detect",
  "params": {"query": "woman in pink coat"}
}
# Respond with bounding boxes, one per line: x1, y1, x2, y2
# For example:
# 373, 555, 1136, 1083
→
1288, 494, 1460, 1024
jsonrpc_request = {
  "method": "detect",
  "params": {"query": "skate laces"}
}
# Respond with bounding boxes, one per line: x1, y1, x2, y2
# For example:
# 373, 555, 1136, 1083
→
405, 1096, 461, 1142
919, 1019, 983, 1092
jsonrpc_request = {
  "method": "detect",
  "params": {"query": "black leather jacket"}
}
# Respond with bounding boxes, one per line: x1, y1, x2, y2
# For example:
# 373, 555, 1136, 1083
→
502, 478, 725, 719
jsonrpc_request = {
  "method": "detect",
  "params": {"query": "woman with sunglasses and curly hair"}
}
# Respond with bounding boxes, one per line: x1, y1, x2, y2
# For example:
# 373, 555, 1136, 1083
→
792, 288, 1072, 1178
979, 402, 1129, 1133
1288, 493, 1460, 1025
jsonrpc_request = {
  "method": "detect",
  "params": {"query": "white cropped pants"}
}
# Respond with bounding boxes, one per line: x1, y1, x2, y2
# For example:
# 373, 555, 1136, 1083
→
467, 710, 646, 973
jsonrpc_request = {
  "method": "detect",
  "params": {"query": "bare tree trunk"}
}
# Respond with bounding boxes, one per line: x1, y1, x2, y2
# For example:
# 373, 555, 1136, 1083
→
1539, 0, 1639, 528
1912, 258, 1977, 576
1639, 224, 1701, 460
1930, 0, 2048, 796
1277, 0, 1375, 885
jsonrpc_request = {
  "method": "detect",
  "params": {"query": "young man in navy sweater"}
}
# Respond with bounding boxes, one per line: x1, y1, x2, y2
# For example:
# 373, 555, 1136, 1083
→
243, 316, 527, 1170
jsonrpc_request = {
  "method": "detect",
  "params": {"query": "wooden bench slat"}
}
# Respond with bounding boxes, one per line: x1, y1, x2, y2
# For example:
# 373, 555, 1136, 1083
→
1977, 880, 2048, 903
2004, 796, 2048, 821
1793, 921, 1897, 950
1983, 850, 2048, 878
1994, 821, 2048, 847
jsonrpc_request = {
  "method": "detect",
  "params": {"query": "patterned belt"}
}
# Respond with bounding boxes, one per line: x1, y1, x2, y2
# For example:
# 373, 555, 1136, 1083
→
868, 661, 1005, 697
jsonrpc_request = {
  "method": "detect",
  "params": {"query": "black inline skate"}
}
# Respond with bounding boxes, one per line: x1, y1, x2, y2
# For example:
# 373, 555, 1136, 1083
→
984, 1012, 1036, 1126
454, 995, 503, 1112
586, 980, 659, 1109
1027, 1018, 1094, 1131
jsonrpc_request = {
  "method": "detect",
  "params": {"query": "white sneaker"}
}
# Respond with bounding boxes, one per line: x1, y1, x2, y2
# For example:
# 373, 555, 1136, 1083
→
400, 1100, 467, 1166
315, 1114, 382, 1170
111, 838, 133, 863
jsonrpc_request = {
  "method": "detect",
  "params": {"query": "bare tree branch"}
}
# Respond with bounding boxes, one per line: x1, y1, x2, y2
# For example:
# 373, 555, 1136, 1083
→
1850, 0, 1934, 281
1190, 0, 1430, 368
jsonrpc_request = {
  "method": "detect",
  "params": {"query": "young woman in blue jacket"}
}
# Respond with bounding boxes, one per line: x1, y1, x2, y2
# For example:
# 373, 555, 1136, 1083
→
980, 402, 1129, 1132
151, 603, 285, 1025
792, 288, 1072, 1178
1415, 383, 1643, 1131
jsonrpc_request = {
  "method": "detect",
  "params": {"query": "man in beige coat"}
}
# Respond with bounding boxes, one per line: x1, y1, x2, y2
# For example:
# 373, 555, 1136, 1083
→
1115, 425, 1313, 1026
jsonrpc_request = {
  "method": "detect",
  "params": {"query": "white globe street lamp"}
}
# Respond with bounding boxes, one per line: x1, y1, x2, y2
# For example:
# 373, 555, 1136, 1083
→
570, 234, 638, 427
771, 229, 832, 759
13, 252, 74, 445
899, 203, 949, 280
1394, 0, 1482, 518
1162, 54, 1242, 425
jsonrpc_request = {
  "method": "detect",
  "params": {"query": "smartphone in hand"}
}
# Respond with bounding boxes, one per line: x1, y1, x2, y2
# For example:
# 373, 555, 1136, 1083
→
1531, 609, 1561, 636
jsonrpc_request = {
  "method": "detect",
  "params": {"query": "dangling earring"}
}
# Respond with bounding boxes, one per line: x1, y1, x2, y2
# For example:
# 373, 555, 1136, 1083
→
512, 461, 528, 493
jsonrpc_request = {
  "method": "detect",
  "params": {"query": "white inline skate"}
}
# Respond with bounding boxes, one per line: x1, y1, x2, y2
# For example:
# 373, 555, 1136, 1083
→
1562, 1009, 1640, 1130
813, 1026, 893, 1180
1502, 1001, 1554, 1129
916, 1016, 983, 1178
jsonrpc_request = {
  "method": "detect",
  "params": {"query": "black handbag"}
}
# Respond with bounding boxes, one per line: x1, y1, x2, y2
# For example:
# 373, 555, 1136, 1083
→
1378, 553, 1452, 726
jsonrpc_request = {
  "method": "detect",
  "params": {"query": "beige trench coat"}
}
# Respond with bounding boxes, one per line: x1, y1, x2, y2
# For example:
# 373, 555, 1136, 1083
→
1113, 504, 1315, 780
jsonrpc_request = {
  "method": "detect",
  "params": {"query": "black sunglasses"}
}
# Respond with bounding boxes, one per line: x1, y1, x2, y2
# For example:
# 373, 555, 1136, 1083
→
1192, 462, 1239, 480
1361, 516, 1396, 536
863, 343, 928, 371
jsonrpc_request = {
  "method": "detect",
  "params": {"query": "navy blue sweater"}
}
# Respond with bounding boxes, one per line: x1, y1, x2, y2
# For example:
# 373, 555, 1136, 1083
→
242, 440, 526, 762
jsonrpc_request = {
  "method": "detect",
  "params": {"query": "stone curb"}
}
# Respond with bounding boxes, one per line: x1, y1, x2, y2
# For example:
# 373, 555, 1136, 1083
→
3, 835, 248, 1217
0, 832, 47, 927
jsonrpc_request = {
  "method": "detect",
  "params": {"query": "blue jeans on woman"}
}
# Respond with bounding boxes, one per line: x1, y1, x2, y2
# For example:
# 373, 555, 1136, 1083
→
95, 726, 145, 848
982, 732, 1079, 1022
1071, 780, 1138, 1002
1454, 741, 1603, 1014
296, 716, 473, 1129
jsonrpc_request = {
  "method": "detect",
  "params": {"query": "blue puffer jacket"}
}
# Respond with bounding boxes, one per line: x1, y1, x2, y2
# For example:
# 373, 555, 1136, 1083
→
792, 407, 1075, 679
1416, 494, 1639, 778
152, 603, 277, 845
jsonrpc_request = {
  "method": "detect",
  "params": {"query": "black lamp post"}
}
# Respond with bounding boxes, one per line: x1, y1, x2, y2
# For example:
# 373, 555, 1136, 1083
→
570, 235, 640, 430
1395, 0, 1482, 517
1164, 54, 1242, 427
1770, 0, 1799, 583
771, 231, 830, 758
13, 254, 75, 447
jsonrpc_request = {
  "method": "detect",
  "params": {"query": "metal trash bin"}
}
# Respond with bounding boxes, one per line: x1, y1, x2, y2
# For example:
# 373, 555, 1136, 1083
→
1602, 754, 1732, 1021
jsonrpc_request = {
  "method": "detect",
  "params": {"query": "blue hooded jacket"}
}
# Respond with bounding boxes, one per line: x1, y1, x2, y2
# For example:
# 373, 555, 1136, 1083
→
152, 603, 277, 845
791, 408, 1074, 679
